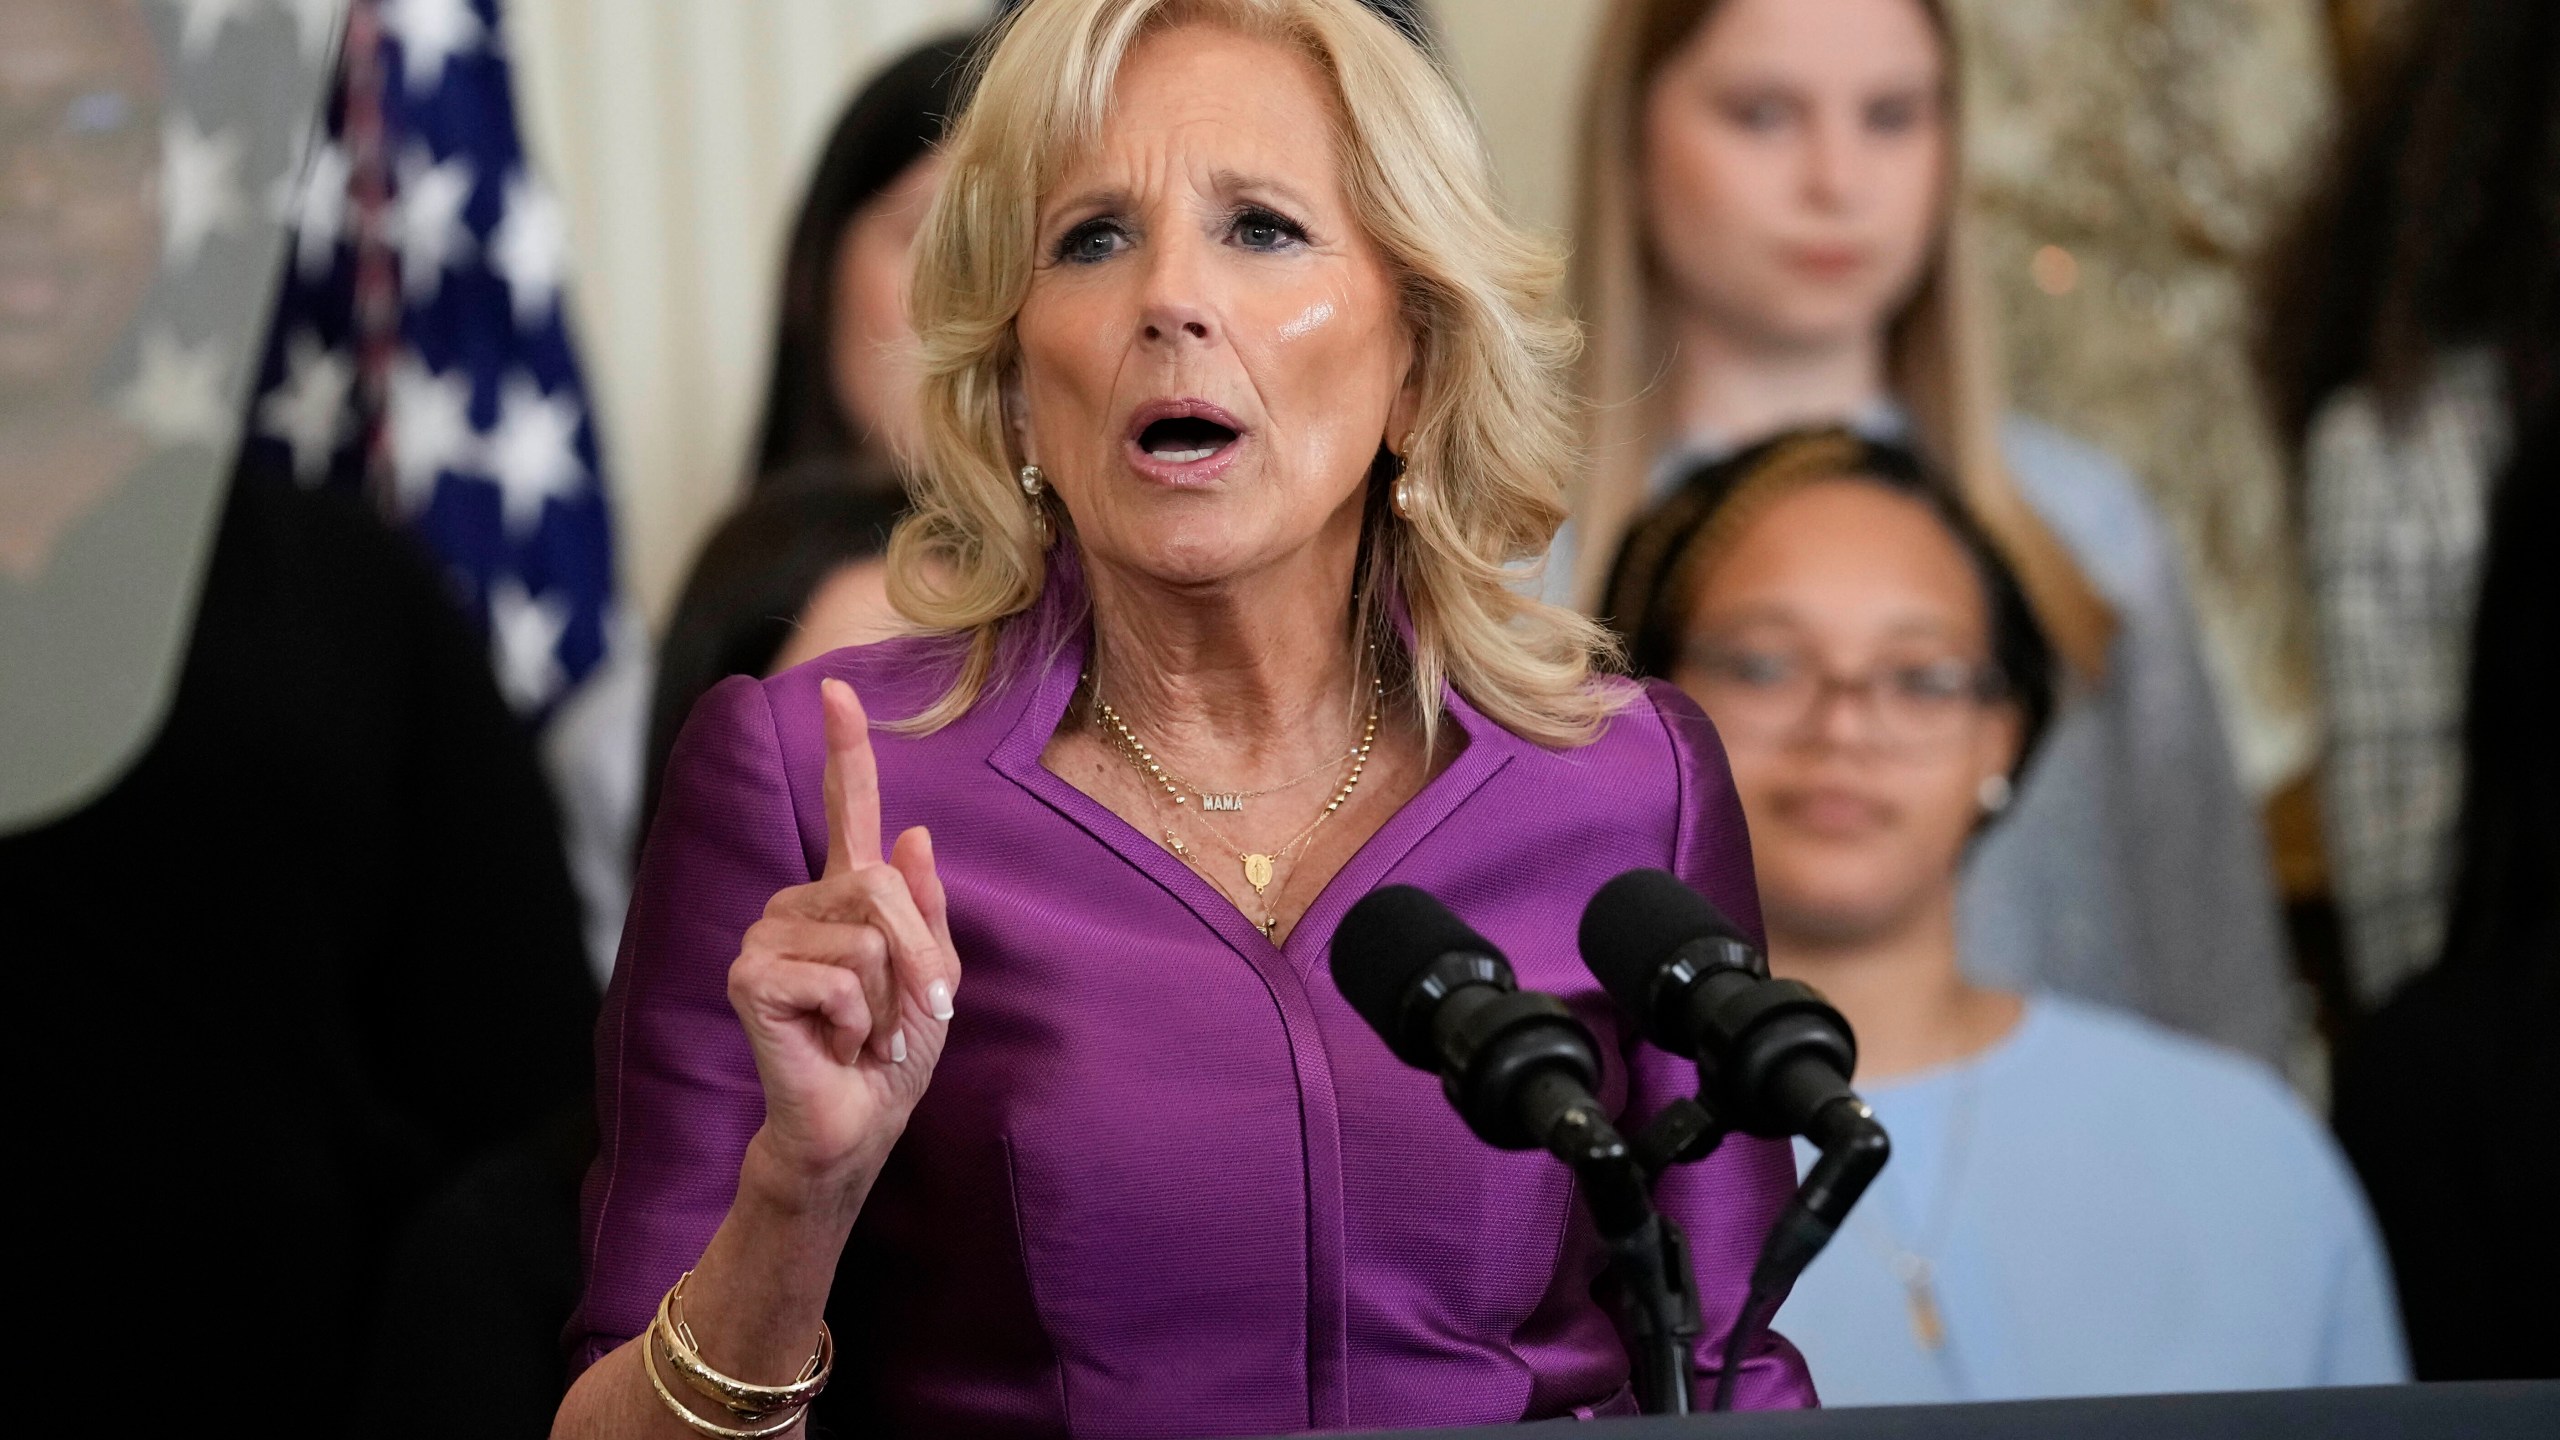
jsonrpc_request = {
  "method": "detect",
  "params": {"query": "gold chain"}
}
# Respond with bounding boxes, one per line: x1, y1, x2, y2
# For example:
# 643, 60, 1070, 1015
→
1143, 741, 1349, 812
1091, 674, 1381, 940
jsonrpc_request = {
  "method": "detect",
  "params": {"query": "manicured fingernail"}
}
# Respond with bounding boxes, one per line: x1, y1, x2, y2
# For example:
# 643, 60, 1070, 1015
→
890, 1028, 908, 1064
927, 980, 954, 1022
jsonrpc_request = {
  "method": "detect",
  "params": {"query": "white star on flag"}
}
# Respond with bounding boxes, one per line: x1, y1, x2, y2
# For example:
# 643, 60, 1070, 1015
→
278, 140, 352, 282
489, 576, 571, 713
171, 0, 257, 58
161, 114, 248, 267
386, 352, 477, 518
276, 0, 349, 67
490, 170, 569, 328
394, 144, 477, 304
383, 0, 488, 94
482, 372, 586, 538
117, 327, 232, 449
257, 331, 355, 486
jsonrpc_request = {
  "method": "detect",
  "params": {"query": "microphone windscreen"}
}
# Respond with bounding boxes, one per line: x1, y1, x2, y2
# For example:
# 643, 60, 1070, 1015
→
1576, 868, 1749, 1020
1329, 884, 1499, 1043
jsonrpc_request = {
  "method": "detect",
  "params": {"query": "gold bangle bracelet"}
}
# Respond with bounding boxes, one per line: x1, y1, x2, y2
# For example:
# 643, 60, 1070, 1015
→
655, 1272, 834, 1418
642, 1326, 809, 1439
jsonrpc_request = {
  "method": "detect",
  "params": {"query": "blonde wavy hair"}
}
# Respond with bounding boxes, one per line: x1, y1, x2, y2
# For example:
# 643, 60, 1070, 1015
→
1568, 0, 2115, 676
885, 0, 1623, 748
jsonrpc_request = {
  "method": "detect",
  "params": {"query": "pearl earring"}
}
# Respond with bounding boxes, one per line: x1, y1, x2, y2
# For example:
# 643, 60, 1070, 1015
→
1389, 453, 1419, 520
1018, 464, 1046, 497
1977, 774, 2014, 814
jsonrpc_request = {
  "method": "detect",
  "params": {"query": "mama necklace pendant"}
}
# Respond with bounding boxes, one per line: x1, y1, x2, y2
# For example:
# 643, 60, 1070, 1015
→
1094, 670, 1382, 946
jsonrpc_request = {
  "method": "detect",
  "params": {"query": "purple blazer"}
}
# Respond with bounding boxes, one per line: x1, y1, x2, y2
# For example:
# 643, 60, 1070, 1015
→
571, 577, 1818, 1434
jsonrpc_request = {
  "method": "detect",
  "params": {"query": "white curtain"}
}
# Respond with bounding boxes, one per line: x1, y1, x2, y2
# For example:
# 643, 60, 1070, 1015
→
504, 0, 992, 625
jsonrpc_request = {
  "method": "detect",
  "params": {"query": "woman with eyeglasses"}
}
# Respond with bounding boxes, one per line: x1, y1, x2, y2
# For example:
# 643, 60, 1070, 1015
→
1605, 431, 2405, 1404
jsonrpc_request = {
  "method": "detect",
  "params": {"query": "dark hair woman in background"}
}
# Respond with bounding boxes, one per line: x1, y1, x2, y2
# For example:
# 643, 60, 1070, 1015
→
2259, 6, 2557, 1376
642, 36, 976, 835
1605, 431, 2403, 1403
748, 32, 977, 486
642, 465, 907, 838
2327, 405, 2560, 1382
2257, 0, 2557, 1014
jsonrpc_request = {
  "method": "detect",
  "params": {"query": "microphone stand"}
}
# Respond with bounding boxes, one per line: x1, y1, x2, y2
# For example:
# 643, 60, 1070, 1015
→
1706, 1091, 1890, 1412
1531, 1081, 1730, 1416
1567, 1079, 1889, 1415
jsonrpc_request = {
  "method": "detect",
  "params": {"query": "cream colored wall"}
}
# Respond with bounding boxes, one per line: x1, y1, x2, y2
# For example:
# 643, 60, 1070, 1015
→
1437, 0, 1606, 235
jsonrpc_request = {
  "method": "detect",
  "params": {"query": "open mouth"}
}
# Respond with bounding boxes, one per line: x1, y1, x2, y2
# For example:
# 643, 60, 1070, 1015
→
1136, 415, 1239, 464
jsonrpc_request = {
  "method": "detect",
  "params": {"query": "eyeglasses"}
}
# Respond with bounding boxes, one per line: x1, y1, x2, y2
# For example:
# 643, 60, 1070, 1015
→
1, 89, 161, 194
1681, 642, 2005, 752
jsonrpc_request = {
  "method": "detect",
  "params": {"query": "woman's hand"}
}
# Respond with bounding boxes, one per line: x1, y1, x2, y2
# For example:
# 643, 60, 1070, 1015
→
728, 677, 961, 1205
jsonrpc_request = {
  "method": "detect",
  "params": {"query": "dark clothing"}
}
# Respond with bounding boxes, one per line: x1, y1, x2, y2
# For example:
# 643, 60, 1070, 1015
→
2332, 966, 2560, 1380
365, 1102, 598, 1439
5, 463, 597, 1422
2332, 404, 2560, 1381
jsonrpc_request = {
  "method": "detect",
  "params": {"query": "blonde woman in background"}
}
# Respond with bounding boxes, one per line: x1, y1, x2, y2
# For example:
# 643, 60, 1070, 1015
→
1564, 0, 2291, 1064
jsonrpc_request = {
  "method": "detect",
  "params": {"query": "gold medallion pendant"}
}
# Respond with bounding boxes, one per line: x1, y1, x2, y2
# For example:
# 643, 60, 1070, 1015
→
1243, 853, 1276, 892
1891, 1249, 1947, 1351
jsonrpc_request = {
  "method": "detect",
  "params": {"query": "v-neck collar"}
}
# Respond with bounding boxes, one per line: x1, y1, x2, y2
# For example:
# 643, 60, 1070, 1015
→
983, 596, 1515, 974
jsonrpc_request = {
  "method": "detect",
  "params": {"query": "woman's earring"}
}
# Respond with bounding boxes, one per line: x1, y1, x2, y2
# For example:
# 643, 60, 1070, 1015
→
1389, 453, 1419, 521
1017, 465, 1053, 546
1976, 774, 2014, 814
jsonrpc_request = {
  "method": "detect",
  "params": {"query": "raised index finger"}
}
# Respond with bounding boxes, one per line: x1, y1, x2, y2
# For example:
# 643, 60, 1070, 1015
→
820, 677, 882, 876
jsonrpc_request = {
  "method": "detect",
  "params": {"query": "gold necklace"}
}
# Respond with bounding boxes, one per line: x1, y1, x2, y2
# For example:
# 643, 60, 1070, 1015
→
1095, 693, 1364, 812
1850, 1064, 1980, 1352
1145, 741, 1352, 813
1092, 676, 1381, 938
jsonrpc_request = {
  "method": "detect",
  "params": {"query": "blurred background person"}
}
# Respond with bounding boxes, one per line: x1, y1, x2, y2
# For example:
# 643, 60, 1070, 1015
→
2327, 405, 2559, 1382
1604, 429, 2405, 1404
645, 464, 909, 839
16, 431, 604, 1428
2257, 0, 2557, 1017
2260, 3, 2557, 1377
0, 0, 157, 582
748, 31, 978, 489
1566, 0, 2291, 1065
2330, 398, 2557, 1381
642, 32, 973, 843
3, 2, 599, 1431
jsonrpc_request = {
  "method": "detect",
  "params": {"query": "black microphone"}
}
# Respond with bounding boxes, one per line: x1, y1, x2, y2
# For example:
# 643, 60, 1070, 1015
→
1332, 883, 1706, 1416
1330, 884, 1616, 1157
1578, 869, 1892, 1411
1578, 868, 1863, 1141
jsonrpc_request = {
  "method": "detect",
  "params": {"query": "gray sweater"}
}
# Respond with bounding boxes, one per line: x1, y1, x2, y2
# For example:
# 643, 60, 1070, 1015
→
1959, 416, 2290, 1064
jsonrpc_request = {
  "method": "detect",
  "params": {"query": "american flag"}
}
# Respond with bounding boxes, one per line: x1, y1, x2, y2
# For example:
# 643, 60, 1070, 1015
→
243, 0, 614, 721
